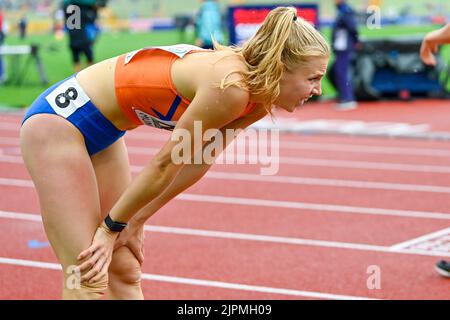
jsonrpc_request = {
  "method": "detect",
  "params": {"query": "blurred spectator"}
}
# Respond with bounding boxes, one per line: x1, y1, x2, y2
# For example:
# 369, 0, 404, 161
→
53, 7, 65, 40
195, 0, 223, 49
0, 7, 5, 84
63, 0, 102, 72
330, 0, 360, 110
18, 15, 27, 40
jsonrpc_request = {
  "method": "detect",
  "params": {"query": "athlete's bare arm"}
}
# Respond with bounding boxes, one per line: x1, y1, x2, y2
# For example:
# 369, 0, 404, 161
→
76, 60, 255, 282
420, 23, 450, 66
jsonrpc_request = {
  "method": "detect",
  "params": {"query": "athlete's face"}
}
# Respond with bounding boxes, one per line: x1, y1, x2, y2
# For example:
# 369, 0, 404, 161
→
274, 56, 328, 113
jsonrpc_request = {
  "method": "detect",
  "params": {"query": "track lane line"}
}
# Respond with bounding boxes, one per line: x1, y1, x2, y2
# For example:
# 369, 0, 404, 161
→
0, 256, 376, 300
3, 154, 450, 193
390, 227, 450, 250
3, 120, 450, 157
3, 151, 450, 174
1, 210, 448, 257
2, 177, 450, 220
4, 155, 450, 194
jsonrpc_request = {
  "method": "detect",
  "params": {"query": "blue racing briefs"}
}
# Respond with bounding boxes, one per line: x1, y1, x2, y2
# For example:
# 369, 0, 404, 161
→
21, 75, 126, 156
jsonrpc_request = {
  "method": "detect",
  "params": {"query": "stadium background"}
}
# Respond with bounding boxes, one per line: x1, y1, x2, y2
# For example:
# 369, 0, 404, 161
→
0, 1, 448, 107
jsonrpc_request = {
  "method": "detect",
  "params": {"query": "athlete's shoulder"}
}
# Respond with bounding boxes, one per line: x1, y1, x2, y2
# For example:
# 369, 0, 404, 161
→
211, 51, 249, 99
195, 53, 250, 115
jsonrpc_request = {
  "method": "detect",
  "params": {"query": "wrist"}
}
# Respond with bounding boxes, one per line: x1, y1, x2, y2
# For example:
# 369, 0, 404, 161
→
100, 221, 120, 239
103, 213, 128, 233
131, 214, 146, 226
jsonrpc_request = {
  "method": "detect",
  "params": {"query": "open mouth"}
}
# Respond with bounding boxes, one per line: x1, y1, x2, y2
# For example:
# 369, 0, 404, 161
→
301, 94, 315, 105
298, 96, 311, 106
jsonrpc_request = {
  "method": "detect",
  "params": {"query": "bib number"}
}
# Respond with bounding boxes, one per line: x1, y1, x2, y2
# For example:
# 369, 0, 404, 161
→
134, 109, 176, 131
46, 77, 90, 118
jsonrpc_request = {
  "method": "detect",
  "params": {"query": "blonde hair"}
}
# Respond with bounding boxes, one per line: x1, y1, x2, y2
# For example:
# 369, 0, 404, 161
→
213, 6, 330, 115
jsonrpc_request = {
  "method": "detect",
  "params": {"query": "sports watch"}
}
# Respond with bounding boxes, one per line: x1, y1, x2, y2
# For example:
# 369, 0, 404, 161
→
104, 214, 127, 232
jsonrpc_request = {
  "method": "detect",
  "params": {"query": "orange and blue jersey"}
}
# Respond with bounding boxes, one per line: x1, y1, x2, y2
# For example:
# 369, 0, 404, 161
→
114, 44, 256, 131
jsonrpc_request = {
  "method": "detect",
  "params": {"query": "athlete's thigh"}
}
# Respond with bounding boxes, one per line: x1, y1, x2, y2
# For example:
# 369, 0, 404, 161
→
20, 114, 102, 268
90, 137, 141, 273
90, 137, 131, 218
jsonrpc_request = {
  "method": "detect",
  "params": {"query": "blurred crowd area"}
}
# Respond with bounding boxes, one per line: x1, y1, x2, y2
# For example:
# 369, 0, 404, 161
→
0, 0, 448, 36
2, 0, 449, 17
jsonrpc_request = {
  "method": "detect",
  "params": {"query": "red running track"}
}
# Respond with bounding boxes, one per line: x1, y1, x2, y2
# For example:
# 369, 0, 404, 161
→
0, 110, 449, 300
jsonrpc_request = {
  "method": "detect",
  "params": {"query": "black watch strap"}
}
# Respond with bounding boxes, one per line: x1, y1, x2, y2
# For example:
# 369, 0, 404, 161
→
104, 214, 127, 232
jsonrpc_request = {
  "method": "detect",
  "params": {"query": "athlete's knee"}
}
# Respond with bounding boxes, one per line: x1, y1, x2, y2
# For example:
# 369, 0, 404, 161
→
110, 260, 142, 285
109, 251, 142, 285
63, 270, 109, 300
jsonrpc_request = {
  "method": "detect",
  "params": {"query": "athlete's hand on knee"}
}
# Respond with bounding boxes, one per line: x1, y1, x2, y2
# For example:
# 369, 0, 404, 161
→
77, 222, 119, 283
114, 221, 145, 265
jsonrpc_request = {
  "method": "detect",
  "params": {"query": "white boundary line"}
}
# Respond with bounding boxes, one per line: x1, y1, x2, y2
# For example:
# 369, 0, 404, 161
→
202, 171, 450, 194
1, 210, 449, 257
125, 132, 450, 157
92, 146, 450, 174
176, 193, 450, 220
0, 256, 375, 300
3, 153, 450, 193
3, 153, 450, 194
1, 177, 450, 220
390, 227, 450, 250
3, 147, 450, 174
0, 177, 33, 187
3, 120, 450, 157
0, 137, 20, 144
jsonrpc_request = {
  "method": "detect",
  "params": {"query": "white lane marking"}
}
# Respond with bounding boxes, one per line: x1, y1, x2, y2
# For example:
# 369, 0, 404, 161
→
1, 177, 450, 220
3, 152, 450, 194
176, 193, 450, 220
281, 157, 450, 173
0, 137, 20, 144
126, 132, 450, 157
203, 171, 450, 194
390, 227, 450, 250
0, 123, 20, 130
2, 176, 450, 220
3, 120, 450, 157
0, 155, 23, 163
140, 273, 376, 300
0, 256, 375, 300
0, 177, 34, 187
3, 142, 450, 174
126, 133, 450, 157
3, 153, 450, 193
126, 147, 450, 173
0, 210, 449, 257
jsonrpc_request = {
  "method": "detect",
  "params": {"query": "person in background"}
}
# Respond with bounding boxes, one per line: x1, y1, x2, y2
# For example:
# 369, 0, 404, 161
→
18, 15, 27, 40
330, 0, 359, 110
0, 7, 5, 84
195, 0, 224, 49
64, 0, 101, 72
420, 22, 450, 279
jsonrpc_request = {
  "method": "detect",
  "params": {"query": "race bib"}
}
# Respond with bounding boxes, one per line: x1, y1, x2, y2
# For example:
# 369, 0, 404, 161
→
134, 108, 177, 131
124, 44, 204, 64
45, 77, 90, 118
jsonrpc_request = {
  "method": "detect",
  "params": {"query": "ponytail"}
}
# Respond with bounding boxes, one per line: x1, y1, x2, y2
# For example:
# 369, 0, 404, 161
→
214, 7, 330, 115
